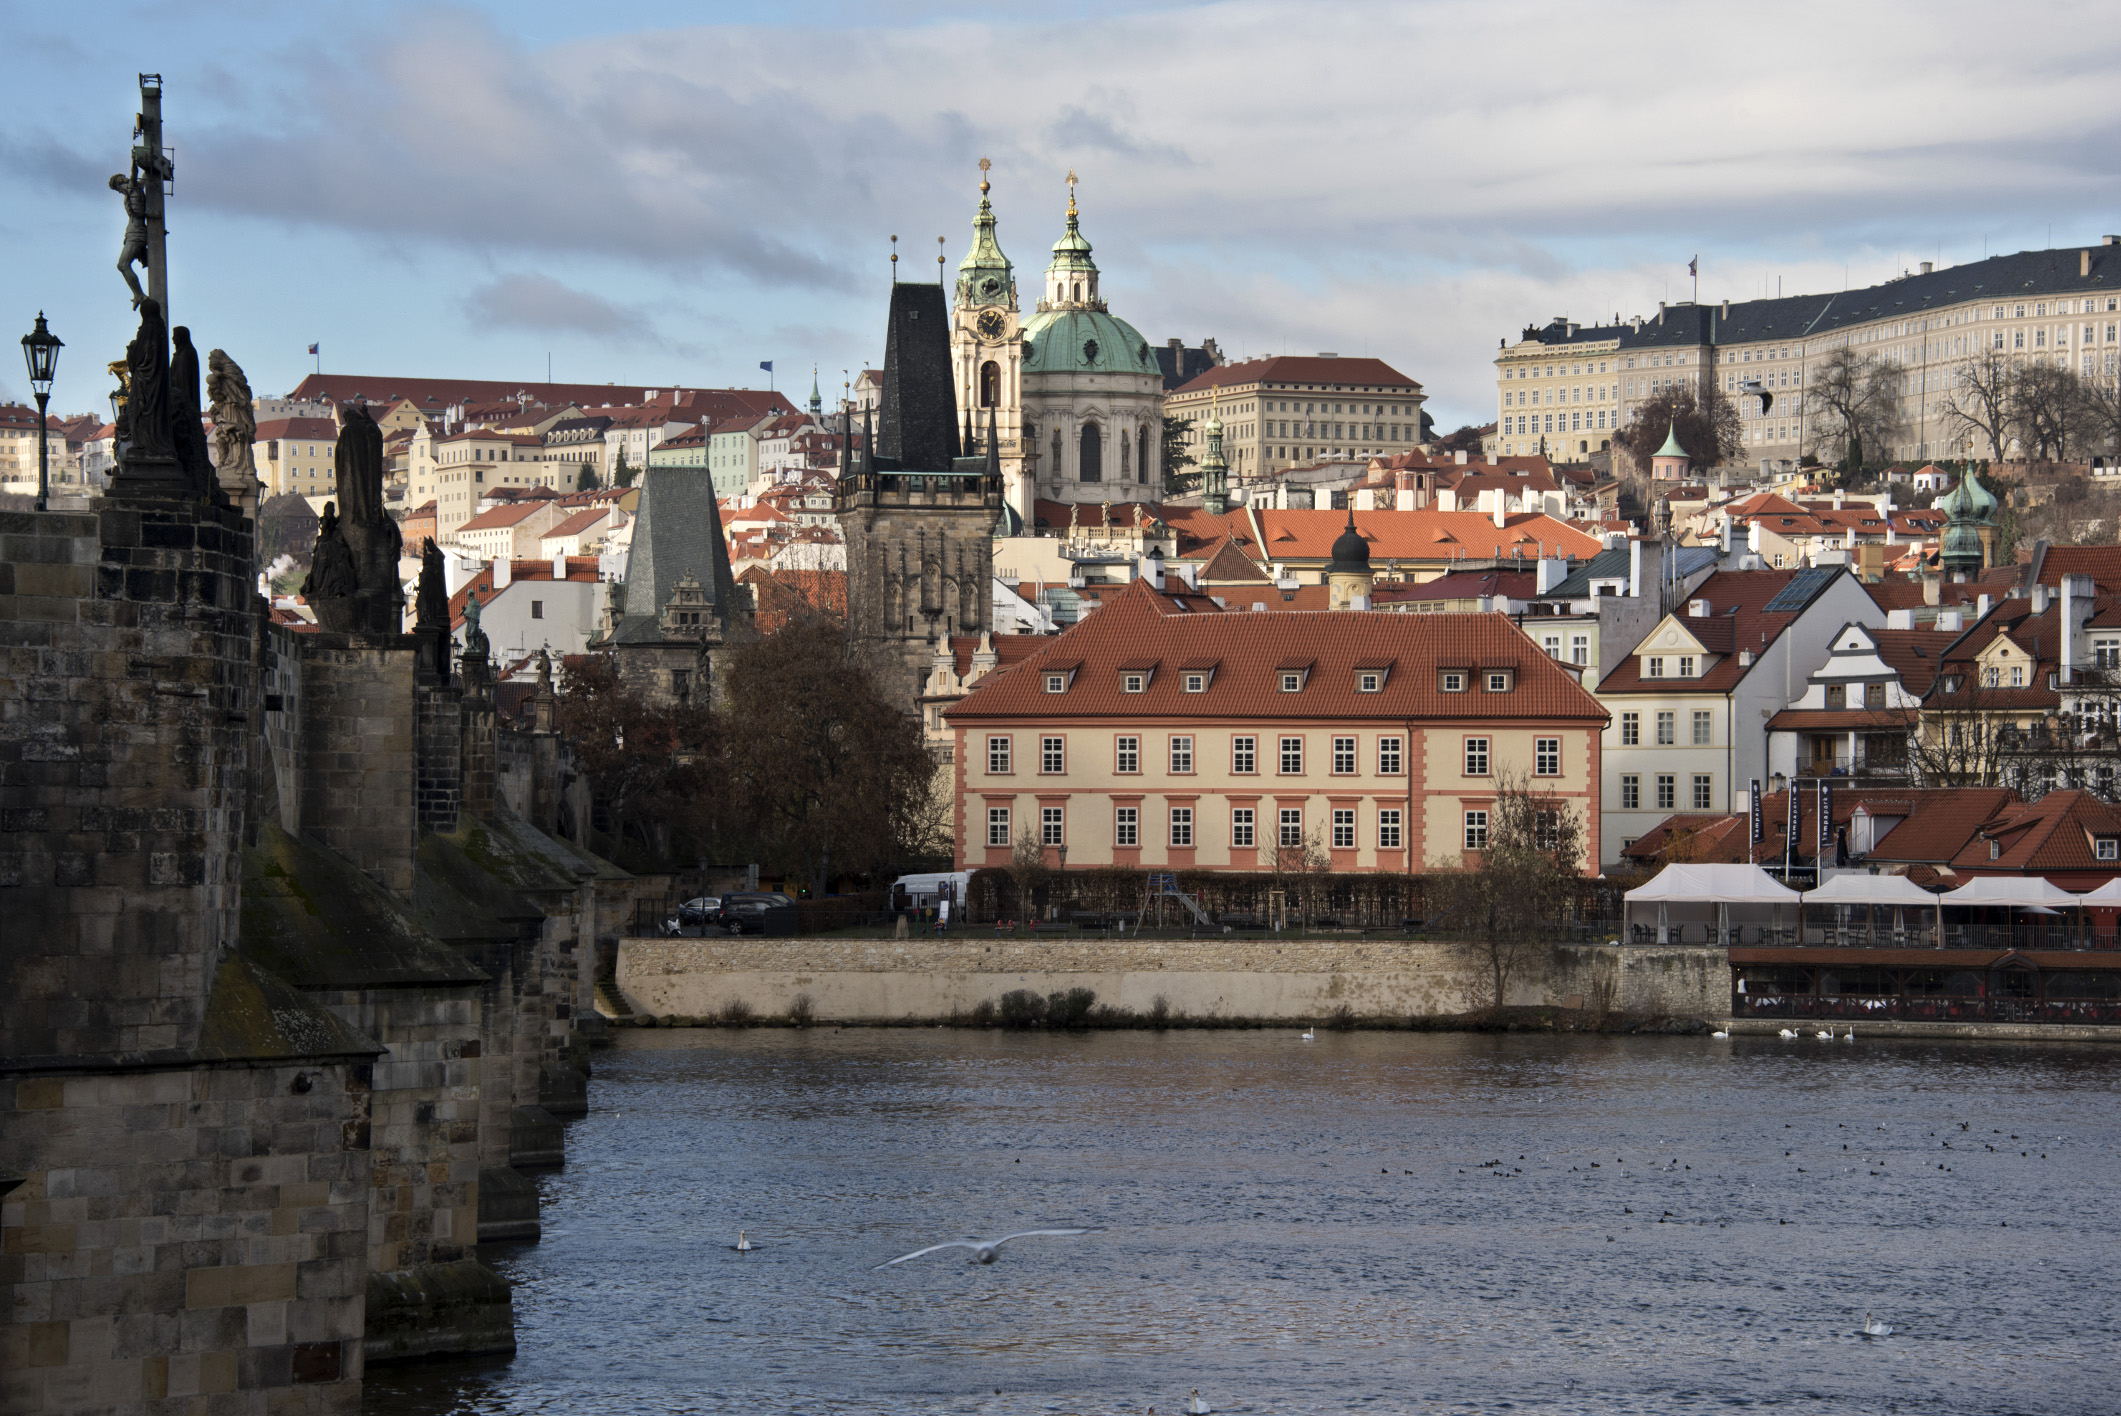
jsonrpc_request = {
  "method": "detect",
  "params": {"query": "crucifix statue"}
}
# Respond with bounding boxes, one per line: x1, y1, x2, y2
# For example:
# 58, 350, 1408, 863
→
109, 169, 150, 309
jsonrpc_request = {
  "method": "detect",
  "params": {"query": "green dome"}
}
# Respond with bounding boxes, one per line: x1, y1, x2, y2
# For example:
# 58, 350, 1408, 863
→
1939, 465, 1998, 519
1021, 307, 1159, 376
1654, 421, 1687, 460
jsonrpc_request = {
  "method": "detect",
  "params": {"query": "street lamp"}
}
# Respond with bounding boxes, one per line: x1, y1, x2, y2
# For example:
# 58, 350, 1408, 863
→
21, 313, 62, 512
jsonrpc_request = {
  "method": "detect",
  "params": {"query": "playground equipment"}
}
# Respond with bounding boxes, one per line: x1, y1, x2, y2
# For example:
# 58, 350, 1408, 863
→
1141, 872, 1213, 928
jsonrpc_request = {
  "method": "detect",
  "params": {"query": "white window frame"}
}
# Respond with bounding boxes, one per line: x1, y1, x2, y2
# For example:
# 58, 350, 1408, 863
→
1040, 736, 1065, 774
1231, 808, 1255, 848
1378, 808, 1402, 850
987, 736, 1011, 774
1169, 807, 1194, 848
1535, 737, 1560, 776
1115, 806, 1138, 848
1232, 736, 1257, 774
1331, 809, 1356, 849
1041, 806, 1064, 846
1378, 736, 1403, 775
1169, 735, 1194, 774
1463, 810, 1489, 850
1332, 736, 1357, 774
1278, 808, 1304, 848
1116, 736, 1139, 774
987, 807, 1011, 847
1464, 737, 1490, 776
1279, 736, 1304, 775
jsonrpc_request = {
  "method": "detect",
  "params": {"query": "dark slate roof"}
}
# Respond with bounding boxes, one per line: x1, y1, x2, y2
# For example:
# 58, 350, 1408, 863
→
877, 282, 959, 474
1539, 546, 1631, 600
612, 465, 735, 644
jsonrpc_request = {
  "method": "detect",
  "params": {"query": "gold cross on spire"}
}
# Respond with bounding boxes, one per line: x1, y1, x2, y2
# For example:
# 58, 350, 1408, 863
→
1066, 168, 1077, 216
978, 156, 991, 195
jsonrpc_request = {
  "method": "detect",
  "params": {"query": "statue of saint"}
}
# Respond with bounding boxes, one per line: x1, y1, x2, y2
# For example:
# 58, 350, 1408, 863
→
414, 538, 448, 631
121, 298, 175, 469
301, 503, 358, 601
205, 349, 256, 502
109, 170, 150, 309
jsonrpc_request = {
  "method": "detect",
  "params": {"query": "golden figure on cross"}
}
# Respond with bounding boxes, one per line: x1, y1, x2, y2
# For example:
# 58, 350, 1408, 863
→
979, 156, 991, 195
1066, 168, 1078, 216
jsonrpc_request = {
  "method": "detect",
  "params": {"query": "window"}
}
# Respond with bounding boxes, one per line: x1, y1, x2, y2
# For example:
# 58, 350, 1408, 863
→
987, 807, 1010, 847
2096, 638, 2121, 670
2011, 666, 2024, 687
1332, 809, 1356, 849
1621, 774, 1639, 809
1041, 806, 1064, 846
1542, 634, 1562, 660
1572, 635, 1589, 666
1865, 683, 1887, 709
1486, 671, 1511, 692
1123, 673, 1146, 693
2098, 838, 2119, 862
1232, 736, 1257, 773
1655, 711, 1675, 745
1231, 808, 1256, 848
1116, 736, 1139, 773
1656, 774, 1675, 810
1044, 673, 1066, 693
1115, 807, 1138, 847
1677, 655, 1694, 678
1621, 711, 1640, 746
1647, 657, 1665, 678
1169, 736, 1194, 773
1184, 673, 1206, 693
1463, 810, 1489, 850
1534, 809, 1562, 852
1826, 684, 1846, 709
530, 600, 544, 620
1041, 736, 1065, 774
1279, 736, 1304, 774
1535, 738, 1560, 775
1989, 837, 2001, 861
1378, 736, 1403, 775
987, 736, 1011, 774
1692, 774, 1713, 810
1332, 737, 1357, 774
1441, 671, 1466, 692
1359, 672, 1381, 692
1378, 808, 1402, 850
1692, 711, 1712, 746
1464, 737, 1489, 775
1169, 808, 1193, 847
1279, 808, 1304, 848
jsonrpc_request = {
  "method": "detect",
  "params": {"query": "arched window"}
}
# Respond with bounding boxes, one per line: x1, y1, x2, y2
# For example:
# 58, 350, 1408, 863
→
1079, 423, 1102, 483
1137, 427, 1149, 484
980, 361, 1000, 408
1072, 282, 1081, 302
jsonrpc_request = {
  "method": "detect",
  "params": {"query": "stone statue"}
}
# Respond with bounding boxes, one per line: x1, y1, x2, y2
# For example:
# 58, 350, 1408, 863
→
302, 405, 404, 635
462, 594, 490, 662
170, 326, 221, 503
415, 538, 448, 630
206, 349, 256, 509
112, 297, 179, 487
109, 170, 150, 309
301, 504, 358, 600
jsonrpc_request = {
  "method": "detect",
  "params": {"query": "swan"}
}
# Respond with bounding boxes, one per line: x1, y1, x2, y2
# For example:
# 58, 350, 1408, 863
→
1862, 1311, 1894, 1337
1711, 1026, 1731, 1038
872, 1227, 1102, 1269
1779, 1028, 1799, 1039
1188, 1391, 1213, 1414
1814, 1028, 1835, 1040
1844, 1028, 1855, 1041
735, 1230, 752, 1252
1301, 1028, 1315, 1041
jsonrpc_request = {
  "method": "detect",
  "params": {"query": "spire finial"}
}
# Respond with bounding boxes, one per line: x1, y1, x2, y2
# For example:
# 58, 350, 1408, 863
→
1066, 168, 1078, 216
978, 156, 991, 196
890, 234, 898, 282
938, 235, 946, 277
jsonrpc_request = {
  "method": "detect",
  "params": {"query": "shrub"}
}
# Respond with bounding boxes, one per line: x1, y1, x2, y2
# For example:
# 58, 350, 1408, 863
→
1329, 1002, 1357, 1031
718, 997, 755, 1026
788, 992, 815, 1027
968, 998, 997, 1027
1148, 994, 1171, 1030
1046, 987, 1098, 1030
997, 989, 1047, 1028
1089, 1003, 1137, 1027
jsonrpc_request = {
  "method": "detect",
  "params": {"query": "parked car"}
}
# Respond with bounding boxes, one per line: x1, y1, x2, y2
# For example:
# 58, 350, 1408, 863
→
677, 895, 724, 928
720, 891, 797, 935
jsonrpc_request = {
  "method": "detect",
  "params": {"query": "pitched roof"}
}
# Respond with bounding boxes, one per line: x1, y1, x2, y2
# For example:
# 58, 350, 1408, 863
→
1250, 509, 1601, 563
2029, 544, 2121, 594
1172, 355, 1422, 394
1623, 787, 2015, 867
255, 417, 339, 441
1596, 569, 1829, 694
945, 578, 1606, 724
446, 558, 603, 629
735, 565, 848, 632
1947, 789, 2121, 875
285, 374, 795, 421
457, 502, 550, 532
1193, 536, 1271, 583
541, 508, 611, 540
611, 466, 735, 643
1379, 569, 1539, 602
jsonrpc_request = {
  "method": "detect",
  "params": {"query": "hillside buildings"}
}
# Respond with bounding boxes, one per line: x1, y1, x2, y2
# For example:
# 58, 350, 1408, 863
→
1165, 357, 1428, 492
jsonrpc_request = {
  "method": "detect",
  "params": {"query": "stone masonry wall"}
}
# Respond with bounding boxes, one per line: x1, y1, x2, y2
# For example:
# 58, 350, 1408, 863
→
0, 1059, 372, 1415
298, 646, 414, 897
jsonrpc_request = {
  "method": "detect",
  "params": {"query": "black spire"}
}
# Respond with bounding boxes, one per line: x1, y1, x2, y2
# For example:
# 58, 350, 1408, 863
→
877, 282, 959, 472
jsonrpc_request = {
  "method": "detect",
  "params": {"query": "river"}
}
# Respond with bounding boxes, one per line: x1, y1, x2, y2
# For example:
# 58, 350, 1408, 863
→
366, 1027, 2121, 1414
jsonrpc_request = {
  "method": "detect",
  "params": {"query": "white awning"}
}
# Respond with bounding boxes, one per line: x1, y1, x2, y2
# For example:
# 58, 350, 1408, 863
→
1625, 863, 1802, 905
2072, 878, 2121, 904
1937, 876, 2084, 909
1804, 873, 1941, 907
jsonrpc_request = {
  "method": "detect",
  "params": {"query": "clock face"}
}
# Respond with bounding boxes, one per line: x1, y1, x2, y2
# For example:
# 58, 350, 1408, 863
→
976, 309, 1006, 340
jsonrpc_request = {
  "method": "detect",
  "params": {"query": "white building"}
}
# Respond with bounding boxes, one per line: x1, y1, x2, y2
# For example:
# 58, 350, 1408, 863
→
450, 556, 608, 661
454, 500, 565, 560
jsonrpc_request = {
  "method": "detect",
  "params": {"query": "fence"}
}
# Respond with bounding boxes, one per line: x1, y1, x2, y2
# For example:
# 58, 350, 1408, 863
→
1735, 992, 2121, 1025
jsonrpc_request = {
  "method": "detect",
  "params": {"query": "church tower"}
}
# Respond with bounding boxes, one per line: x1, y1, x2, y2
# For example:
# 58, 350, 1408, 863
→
951, 160, 1026, 516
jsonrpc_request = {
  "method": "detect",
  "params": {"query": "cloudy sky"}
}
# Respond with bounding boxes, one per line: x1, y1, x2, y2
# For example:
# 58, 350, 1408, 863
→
3, 0, 2118, 428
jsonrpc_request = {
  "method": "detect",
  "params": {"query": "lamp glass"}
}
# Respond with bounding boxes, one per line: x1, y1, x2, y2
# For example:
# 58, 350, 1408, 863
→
21, 312, 62, 394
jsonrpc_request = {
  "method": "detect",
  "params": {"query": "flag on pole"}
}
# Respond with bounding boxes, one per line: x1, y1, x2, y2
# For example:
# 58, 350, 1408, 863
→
307, 343, 319, 355
1687, 257, 1697, 278
759, 361, 773, 373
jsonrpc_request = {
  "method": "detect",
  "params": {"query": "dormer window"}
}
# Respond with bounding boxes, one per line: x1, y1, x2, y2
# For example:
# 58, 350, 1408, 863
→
1123, 673, 1146, 693
1485, 671, 1512, 692
1184, 673, 1207, 693
2098, 838, 2119, 862
1647, 656, 1665, 678
1359, 672, 1381, 692
1280, 672, 1303, 692
1677, 656, 1695, 678
1045, 673, 1066, 693
1440, 671, 1467, 692
1990, 838, 2001, 861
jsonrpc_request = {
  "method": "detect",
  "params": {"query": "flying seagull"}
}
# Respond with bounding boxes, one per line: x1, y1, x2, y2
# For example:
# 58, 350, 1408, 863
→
872, 1228, 1101, 1269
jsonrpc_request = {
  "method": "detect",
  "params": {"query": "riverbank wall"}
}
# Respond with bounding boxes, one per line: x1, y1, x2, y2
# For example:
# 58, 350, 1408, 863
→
613, 935, 1727, 1024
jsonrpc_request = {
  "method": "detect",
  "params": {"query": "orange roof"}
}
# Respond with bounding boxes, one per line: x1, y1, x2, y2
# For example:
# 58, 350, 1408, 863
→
446, 557, 602, 628
946, 578, 1605, 725
1948, 789, 2121, 877
1597, 570, 1808, 695
1247, 509, 1600, 564
1624, 787, 2015, 868
457, 503, 550, 532
541, 507, 610, 540
2031, 545, 2121, 594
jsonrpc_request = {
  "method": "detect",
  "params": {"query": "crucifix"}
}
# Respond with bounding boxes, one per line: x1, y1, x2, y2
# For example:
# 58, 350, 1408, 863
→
1066, 168, 1078, 215
978, 156, 991, 196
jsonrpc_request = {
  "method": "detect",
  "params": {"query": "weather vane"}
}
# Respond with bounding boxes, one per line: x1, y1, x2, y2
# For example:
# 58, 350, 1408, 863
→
1066, 168, 1078, 216
890, 233, 897, 282
938, 236, 946, 276
979, 156, 991, 195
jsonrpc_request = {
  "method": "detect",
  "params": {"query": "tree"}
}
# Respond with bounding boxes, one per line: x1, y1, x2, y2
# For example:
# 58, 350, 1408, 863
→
557, 653, 719, 861
1613, 380, 1741, 476
1806, 348, 1905, 475
1421, 771, 1585, 1016
613, 446, 636, 488
2010, 363, 2090, 461
2082, 361, 2121, 464
257, 491, 320, 564
1436, 423, 1487, 456
1938, 351, 2015, 461
1006, 824, 1049, 923
1162, 415, 1198, 496
719, 616, 945, 894
575, 461, 598, 492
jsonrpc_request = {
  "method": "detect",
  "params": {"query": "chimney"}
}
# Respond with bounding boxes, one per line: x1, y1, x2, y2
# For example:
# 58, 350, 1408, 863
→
2031, 583, 2049, 615
1140, 546, 1166, 590
553, 552, 567, 582
1978, 592, 1993, 619
1833, 490, 1844, 510
1536, 557, 1566, 594
1920, 261, 1934, 275
493, 558, 512, 590
1486, 453, 1498, 465
1721, 517, 1732, 554
1493, 497, 1506, 530
1689, 598, 1710, 618
1937, 610, 1963, 632
1455, 450, 1468, 465
1629, 537, 1642, 598
2083, 250, 2094, 278
1887, 608, 1914, 630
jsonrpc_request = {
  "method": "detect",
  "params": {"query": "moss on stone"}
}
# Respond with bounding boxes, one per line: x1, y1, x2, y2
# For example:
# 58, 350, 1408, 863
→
196, 954, 382, 1062
242, 822, 488, 989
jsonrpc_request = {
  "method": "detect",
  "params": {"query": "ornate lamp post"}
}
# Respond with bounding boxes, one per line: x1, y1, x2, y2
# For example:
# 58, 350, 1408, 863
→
21, 313, 62, 511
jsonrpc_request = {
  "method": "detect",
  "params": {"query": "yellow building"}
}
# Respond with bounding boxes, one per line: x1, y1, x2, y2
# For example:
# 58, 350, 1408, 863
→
1164, 356, 1427, 491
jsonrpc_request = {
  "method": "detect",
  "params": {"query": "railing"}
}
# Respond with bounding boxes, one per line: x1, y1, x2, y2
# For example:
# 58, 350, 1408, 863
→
1735, 993, 2121, 1025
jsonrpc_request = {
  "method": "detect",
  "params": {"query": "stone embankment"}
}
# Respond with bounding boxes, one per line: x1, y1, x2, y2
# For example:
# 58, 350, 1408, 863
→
614, 934, 1729, 1024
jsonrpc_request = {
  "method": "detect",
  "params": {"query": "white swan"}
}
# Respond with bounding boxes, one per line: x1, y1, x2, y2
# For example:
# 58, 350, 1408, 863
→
1844, 1028, 1855, 1041
1862, 1311, 1894, 1337
735, 1230, 752, 1252
1779, 1028, 1799, 1039
1301, 1028, 1315, 1041
1711, 1026, 1731, 1039
872, 1227, 1101, 1269
1814, 1028, 1835, 1040
1188, 1391, 1213, 1414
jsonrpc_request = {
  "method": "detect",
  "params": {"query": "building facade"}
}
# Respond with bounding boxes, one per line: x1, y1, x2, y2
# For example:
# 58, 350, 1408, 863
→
945, 580, 1607, 874
1164, 356, 1427, 494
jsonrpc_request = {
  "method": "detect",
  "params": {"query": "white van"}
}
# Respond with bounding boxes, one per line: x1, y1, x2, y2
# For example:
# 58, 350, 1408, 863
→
891, 871, 972, 910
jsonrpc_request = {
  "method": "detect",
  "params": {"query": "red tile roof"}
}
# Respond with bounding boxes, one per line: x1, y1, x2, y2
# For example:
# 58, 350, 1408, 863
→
541, 508, 611, 540
946, 578, 1605, 725
1252, 509, 1601, 563
1596, 569, 1808, 695
256, 417, 339, 441
446, 557, 602, 628
2030, 545, 2121, 594
1947, 789, 2121, 878
285, 374, 795, 421
1624, 787, 2016, 868
457, 503, 550, 532
1173, 355, 1422, 394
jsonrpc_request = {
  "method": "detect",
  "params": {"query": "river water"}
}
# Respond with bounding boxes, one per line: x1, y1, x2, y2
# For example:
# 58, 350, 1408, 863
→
366, 1028, 2121, 1414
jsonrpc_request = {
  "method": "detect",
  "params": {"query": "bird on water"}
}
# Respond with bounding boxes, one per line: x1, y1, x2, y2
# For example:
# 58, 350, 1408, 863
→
1710, 1026, 1730, 1038
1862, 1311, 1894, 1337
734, 1231, 753, 1252
872, 1228, 1101, 1269
1779, 1028, 1799, 1039
1188, 1389, 1213, 1413
1301, 1027, 1315, 1041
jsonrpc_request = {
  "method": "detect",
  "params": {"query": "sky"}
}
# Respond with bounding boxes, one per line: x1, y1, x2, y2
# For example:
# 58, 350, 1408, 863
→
2, 0, 2119, 429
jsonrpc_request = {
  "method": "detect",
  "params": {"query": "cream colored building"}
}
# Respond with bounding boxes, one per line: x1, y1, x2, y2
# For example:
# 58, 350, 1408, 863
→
1501, 237, 2121, 471
254, 416, 339, 500
415, 429, 554, 542
1165, 356, 1426, 493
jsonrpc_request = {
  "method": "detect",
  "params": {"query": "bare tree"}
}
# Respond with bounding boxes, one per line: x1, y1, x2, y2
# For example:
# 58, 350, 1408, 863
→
1806, 348, 1905, 473
1906, 665, 2013, 789
1614, 380, 1742, 477
1422, 771, 1586, 1016
2081, 360, 2121, 464
2010, 363, 2091, 461
1006, 824, 1049, 923
1937, 351, 2016, 461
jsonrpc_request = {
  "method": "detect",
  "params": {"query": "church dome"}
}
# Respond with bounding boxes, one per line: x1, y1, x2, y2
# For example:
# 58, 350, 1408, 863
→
1939, 465, 1998, 519
1328, 509, 1371, 575
1021, 308, 1160, 377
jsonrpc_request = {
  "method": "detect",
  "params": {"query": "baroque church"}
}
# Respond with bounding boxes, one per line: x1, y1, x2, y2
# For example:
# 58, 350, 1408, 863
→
949, 166, 1166, 523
